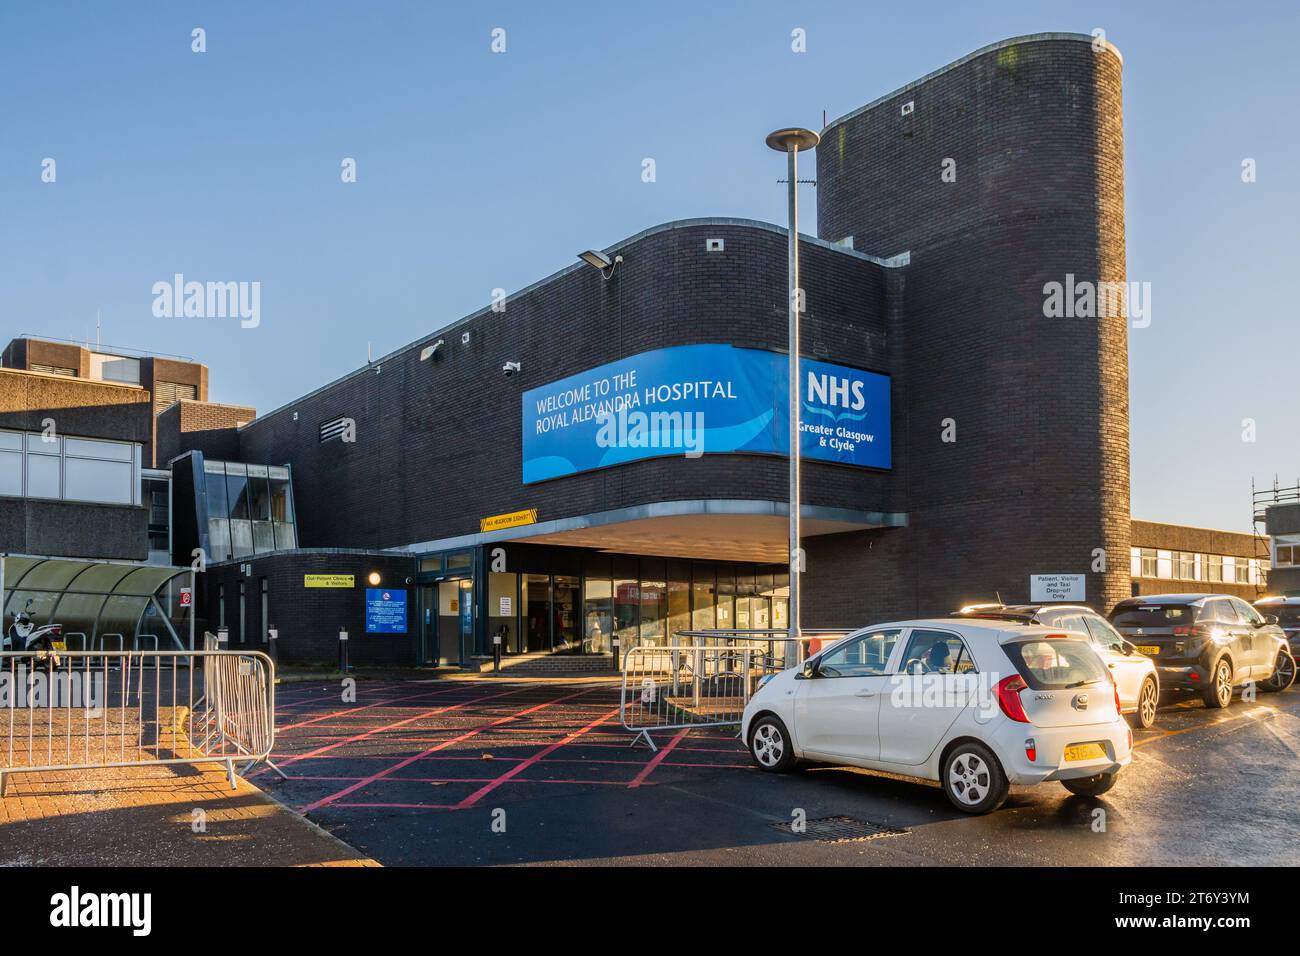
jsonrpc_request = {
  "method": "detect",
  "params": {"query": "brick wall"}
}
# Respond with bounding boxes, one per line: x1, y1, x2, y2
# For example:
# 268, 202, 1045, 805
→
204, 552, 417, 666
235, 221, 898, 551
1130, 519, 1264, 601
813, 34, 1130, 618
156, 399, 256, 466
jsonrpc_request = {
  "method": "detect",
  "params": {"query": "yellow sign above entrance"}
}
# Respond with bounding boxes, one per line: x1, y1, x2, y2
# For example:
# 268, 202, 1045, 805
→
480, 508, 538, 533
304, 574, 355, 588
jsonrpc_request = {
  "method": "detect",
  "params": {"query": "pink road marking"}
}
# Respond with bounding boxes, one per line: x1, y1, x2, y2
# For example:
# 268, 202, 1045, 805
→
453, 706, 621, 810
297, 687, 599, 813
287, 776, 638, 786
628, 727, 690, 788
261, 684, 535, 773
277, 685, 468, 731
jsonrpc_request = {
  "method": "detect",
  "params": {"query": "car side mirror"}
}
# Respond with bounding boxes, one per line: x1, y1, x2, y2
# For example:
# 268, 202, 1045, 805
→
1265, 615, 1280, 627
800, 660, 817, 680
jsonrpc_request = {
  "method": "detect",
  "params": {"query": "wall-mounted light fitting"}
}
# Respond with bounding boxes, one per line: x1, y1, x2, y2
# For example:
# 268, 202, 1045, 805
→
420, 339, 444, 362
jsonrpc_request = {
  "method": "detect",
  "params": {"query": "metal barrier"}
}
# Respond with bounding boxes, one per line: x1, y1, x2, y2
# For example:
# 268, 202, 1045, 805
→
0, 635, 284, 796
620, 628, 852, 750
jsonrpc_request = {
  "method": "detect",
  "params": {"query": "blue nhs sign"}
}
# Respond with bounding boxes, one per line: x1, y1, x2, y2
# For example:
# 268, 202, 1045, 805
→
522, 344, 890, 483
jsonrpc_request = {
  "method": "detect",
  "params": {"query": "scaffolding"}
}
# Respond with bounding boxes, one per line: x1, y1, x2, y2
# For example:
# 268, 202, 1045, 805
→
1251, 478, 1300, 596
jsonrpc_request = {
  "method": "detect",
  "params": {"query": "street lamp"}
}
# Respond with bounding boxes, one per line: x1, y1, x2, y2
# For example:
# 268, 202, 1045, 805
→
766, 126, 820, 665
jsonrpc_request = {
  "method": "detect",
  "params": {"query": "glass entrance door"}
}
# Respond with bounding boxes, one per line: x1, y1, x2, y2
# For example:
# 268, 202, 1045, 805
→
436, 579, 470, 666
420, 585, 436, 665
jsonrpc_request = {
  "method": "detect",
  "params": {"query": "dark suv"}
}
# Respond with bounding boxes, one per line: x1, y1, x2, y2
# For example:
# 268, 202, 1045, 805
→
1109, 594, 1295, 708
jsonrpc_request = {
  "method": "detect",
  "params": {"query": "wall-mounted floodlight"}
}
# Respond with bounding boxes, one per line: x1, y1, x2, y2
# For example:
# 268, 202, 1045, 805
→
579, 250, 623, 279
367, 571, 382, 586
419, 339, 444, 362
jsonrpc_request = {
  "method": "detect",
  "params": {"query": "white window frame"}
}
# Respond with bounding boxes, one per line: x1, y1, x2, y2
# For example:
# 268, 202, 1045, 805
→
0, 428, 141, 506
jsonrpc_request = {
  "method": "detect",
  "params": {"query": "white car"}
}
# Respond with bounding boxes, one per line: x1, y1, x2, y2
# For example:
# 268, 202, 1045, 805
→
741, 619, 1133, 814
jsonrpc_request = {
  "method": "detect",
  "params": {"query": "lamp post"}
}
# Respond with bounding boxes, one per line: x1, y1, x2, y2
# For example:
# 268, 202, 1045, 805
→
766, 126, 820, 666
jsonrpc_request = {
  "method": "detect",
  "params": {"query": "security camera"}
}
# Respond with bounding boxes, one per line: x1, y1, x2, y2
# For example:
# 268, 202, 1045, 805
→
502, 361, 521, 377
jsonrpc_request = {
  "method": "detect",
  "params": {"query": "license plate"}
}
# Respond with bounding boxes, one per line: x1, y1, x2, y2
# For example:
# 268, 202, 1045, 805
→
50, 641, 66, 651
1136, 645, 1160, 656
1064, 742, 1107, 762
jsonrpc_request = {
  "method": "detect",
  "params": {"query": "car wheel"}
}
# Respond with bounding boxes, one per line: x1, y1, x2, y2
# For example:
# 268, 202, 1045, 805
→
1061, 770, 1120, 798
1260, 650, 1296, 693
1130, 677, 1158, 729
942, 741, 1009, 814
748, 715, 797, 773
1200, 659, 1233, 709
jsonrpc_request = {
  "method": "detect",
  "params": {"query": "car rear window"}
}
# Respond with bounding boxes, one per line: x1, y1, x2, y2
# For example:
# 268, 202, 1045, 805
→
1003, 638, 1109, 691
1266, 605, 1300, 626
1111, 605, 1194, 627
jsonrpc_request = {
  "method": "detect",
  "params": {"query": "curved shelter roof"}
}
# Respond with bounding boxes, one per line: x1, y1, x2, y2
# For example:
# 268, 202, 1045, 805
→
2, 556, 192, 650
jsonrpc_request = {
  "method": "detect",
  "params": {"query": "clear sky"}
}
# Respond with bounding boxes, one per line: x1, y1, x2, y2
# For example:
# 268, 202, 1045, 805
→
2, 1, 1297, 531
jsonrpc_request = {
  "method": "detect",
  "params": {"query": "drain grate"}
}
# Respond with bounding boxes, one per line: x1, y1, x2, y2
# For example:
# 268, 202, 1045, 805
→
772, 815, 909, 843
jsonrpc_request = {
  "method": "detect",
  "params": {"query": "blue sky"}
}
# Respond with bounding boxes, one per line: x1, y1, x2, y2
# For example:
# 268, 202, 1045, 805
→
2, 1, 1297, 531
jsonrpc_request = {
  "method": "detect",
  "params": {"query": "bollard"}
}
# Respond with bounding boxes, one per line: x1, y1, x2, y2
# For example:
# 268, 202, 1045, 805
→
267, 626, 278, 663
338, 628, 349, 672
612, 637, 620, 673
492, 630, 502, 673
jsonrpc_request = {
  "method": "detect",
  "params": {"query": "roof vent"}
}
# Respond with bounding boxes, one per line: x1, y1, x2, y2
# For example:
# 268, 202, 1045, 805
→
319, 416, 350, 443
706, 238, 724, 252
900, 100, 914, 116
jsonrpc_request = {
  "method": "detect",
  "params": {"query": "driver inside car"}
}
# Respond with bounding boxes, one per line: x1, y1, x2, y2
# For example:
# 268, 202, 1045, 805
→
926, 641, 953, 673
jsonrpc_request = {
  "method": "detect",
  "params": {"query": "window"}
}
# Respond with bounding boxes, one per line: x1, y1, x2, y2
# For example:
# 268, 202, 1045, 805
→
1004, 639, 1108, 690
1083, 615, 1127, 652
1198, 599, 1235, 624
1038, 609, 1090, 636
1130, 548, 1141, 577
582, 578, 612, 655
1207, 555, 1224, 583
817, 629, 902, 678
1229, 597, 1263, 625
1112, 604, 1193, 627
1140, 548, 1157, 578
897, 629, 976, 675
1234, 559, 1250, 584
1176, 551, 1196, 580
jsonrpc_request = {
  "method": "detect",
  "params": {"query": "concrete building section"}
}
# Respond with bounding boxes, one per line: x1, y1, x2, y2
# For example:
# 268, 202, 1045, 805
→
1129, 519, 1263, 601
816, 33, 1131, 616
1263, 500, 1300, 594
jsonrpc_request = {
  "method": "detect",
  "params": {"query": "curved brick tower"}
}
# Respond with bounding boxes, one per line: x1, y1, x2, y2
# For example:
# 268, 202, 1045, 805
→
815, 34, 1130, 613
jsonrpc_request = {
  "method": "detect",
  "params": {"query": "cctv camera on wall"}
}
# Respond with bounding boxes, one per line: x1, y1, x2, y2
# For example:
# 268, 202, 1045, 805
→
502, 361, 521, 377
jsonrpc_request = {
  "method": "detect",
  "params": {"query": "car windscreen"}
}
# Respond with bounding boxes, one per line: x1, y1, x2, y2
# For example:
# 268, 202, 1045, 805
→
1002, 638, 1109, 691
1110, 604, 1195, 627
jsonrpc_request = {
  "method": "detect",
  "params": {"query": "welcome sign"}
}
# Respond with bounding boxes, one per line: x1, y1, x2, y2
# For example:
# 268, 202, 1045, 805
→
522, 344, 890, 483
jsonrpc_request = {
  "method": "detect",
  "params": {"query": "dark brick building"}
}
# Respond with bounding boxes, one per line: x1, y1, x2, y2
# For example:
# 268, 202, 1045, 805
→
197, 34, 1148, 667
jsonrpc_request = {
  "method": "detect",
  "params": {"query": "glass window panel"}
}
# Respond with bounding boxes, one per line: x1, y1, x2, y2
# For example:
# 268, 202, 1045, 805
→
64, 457, 132, 504
208, 518, 233, 562
614, 578, 639, 649
247, 474, 272, 521
27, 433, 60, 453
0, 431, 21, 451
269, 475, 294, 524
26, 453, 60, 498
230, 519, 254, 559
252, 521, 275, 553
667, 578, 690, 642
446, 551, 472, 570
204, 462, 229, 517
272, 521, 296, 551
225, 467, 250, 520
522, 574, 551, 652
639, 576, 665, 644
583, 578, 612, 655
64, 437, 133, 461
554, 575, 580, 653
50, 592, 110, 645
0, 450, 21, 496
691, 569, 716, 630
489, 572, 521, 654
7, 590, 60, 624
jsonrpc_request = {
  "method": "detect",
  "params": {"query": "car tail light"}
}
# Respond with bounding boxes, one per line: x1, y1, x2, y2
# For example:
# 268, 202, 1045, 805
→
1113, 679, 1122, 716
1189, 671, 1201, 681
1172, 625, 1192, 636
1126, 726, 1133, 751
1024, 738, 1036, 762
997, 674, 1030, 723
